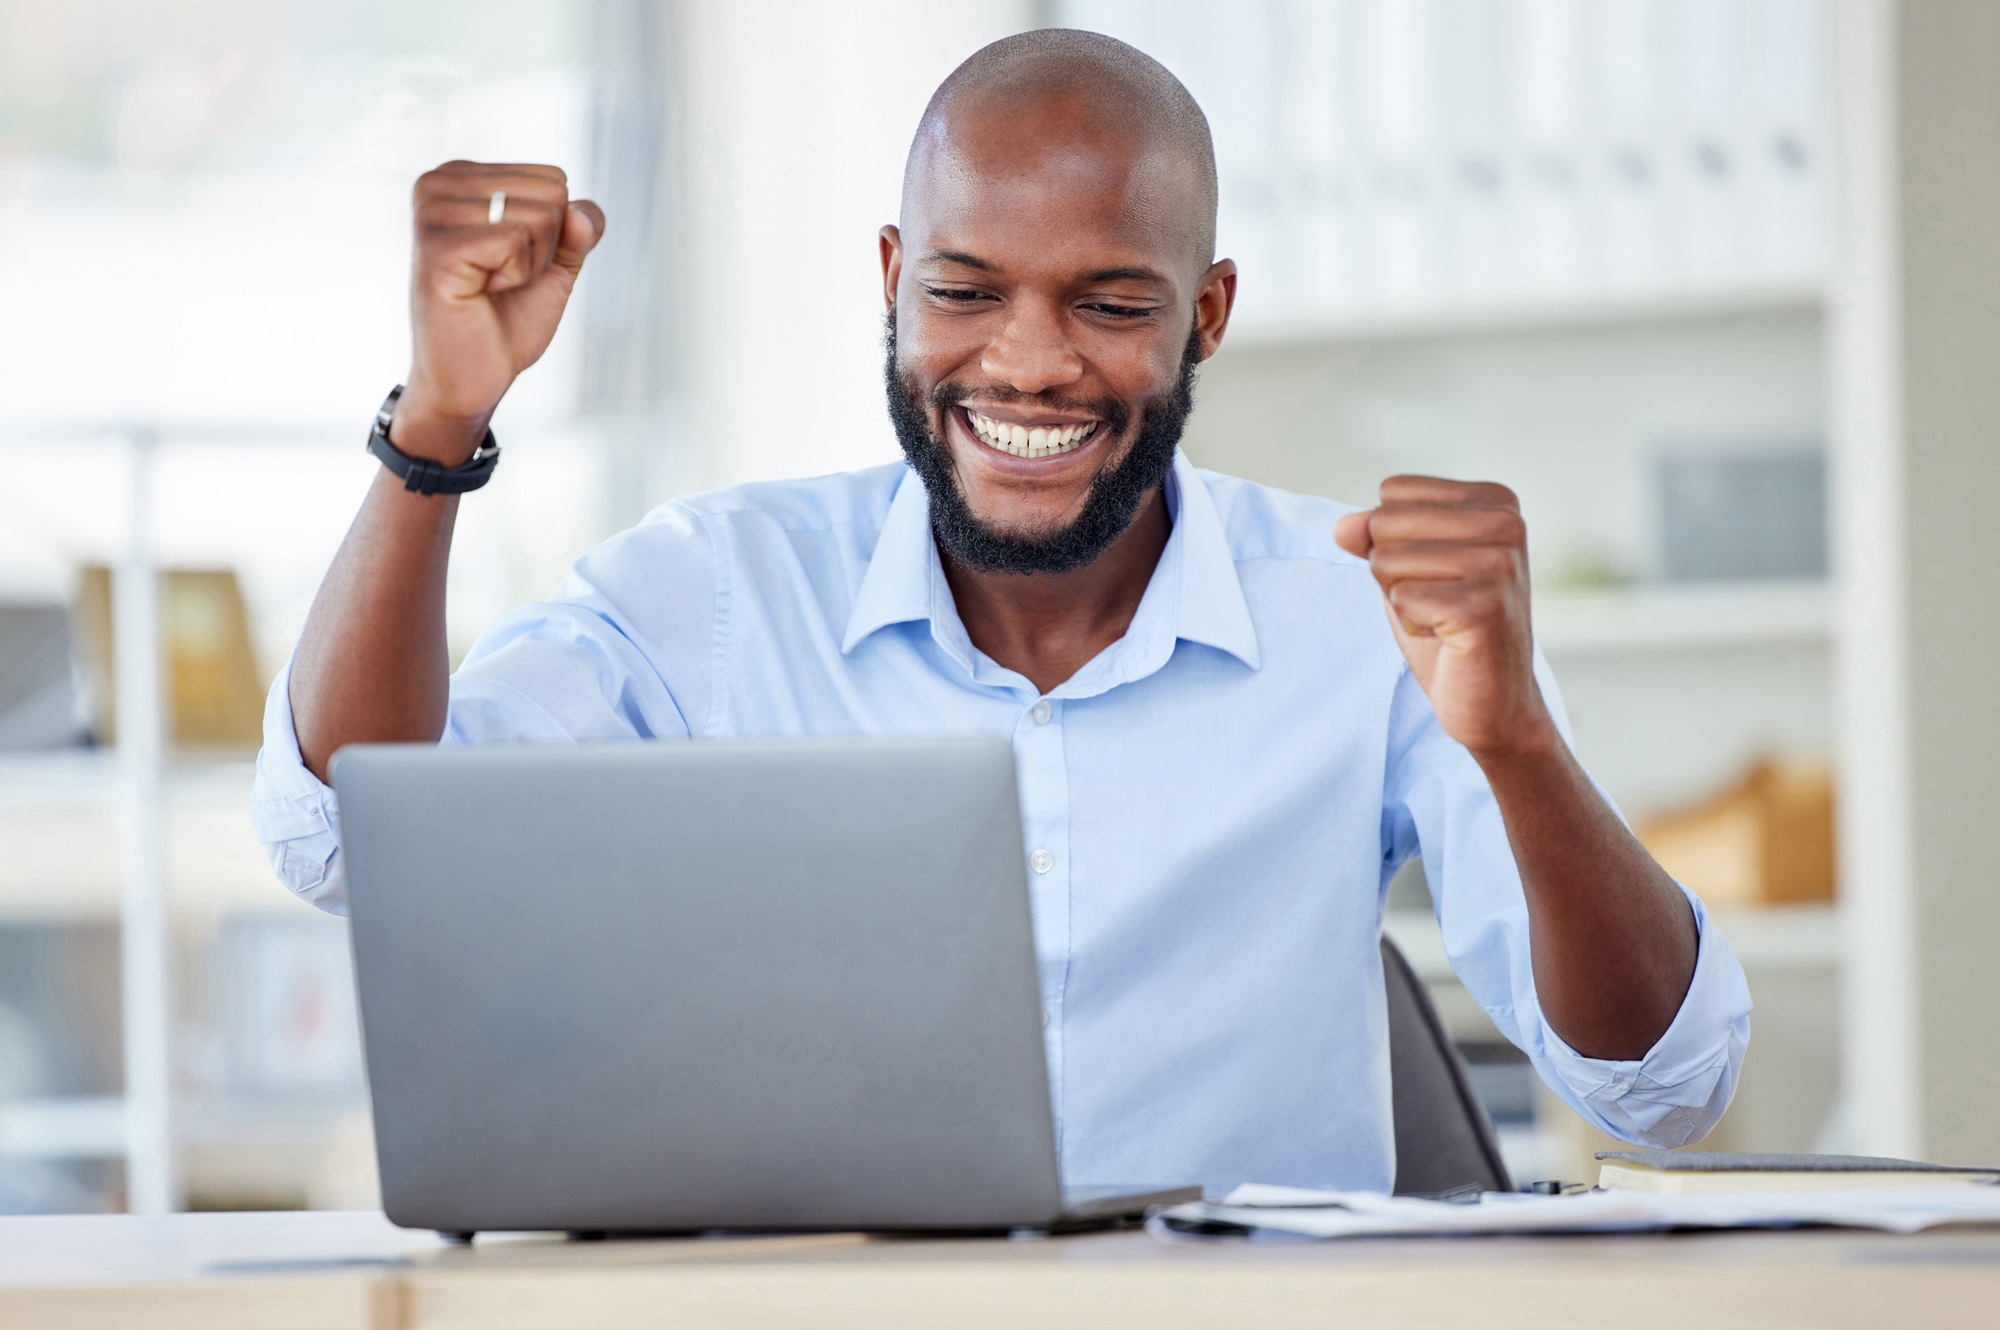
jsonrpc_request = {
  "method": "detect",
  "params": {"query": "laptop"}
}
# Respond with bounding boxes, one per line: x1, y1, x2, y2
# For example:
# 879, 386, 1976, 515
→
332, 735, 1197, 1238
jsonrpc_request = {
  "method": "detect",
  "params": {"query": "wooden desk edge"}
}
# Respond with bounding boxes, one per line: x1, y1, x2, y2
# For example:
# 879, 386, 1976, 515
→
9, 1222, 2000, 1330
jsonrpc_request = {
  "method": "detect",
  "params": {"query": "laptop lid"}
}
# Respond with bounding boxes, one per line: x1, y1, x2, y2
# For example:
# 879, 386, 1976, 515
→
333, 735, 1064, 1232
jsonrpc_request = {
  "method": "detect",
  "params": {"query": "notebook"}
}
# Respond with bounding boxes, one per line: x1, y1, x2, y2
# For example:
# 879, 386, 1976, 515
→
1596, 1150, 2000, 1195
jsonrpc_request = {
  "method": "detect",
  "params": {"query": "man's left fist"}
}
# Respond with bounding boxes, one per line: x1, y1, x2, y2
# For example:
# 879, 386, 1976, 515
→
1333, 475, 1556, 761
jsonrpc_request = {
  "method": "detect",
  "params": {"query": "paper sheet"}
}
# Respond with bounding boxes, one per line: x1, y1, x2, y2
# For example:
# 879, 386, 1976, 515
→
1152, 1182, 2000, 1240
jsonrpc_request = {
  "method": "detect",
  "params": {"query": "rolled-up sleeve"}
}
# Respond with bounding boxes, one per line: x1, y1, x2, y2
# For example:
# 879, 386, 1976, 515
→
250, 503, 717, 914
1525, 887, 1751, 1144
1382, 655, 1753, 1148
251, 656, 349, 913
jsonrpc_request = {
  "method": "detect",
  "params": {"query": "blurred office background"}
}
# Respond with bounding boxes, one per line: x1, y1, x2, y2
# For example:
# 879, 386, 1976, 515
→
1, 0, 1994, 1212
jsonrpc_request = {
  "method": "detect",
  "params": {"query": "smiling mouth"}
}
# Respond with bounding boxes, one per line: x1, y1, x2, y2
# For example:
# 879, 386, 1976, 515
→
962, 407, 1101, 460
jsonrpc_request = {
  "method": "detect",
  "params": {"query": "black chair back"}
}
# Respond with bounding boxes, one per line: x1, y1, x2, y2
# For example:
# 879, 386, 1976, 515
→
1382, 935, 1515, 1195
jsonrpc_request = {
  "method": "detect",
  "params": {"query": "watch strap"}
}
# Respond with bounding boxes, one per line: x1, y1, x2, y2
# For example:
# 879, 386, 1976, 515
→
366, 386, 501, 495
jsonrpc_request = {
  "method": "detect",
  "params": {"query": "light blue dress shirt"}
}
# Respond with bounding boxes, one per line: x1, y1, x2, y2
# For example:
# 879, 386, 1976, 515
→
253, 450, 1751, 1194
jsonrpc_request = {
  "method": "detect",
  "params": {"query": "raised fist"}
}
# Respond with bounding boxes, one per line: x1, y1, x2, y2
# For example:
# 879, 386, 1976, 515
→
1333, 476, 1553, 761
394, 161, 605, 464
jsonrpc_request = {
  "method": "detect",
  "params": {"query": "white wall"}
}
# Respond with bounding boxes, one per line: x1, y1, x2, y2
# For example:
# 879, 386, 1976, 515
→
1833, 0, 2000, 1164
662, 0, 1034, 495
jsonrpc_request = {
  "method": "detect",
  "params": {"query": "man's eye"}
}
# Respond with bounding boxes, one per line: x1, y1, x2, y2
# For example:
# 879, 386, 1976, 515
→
924, 286, 989, 304
1081, 302, 1156, 320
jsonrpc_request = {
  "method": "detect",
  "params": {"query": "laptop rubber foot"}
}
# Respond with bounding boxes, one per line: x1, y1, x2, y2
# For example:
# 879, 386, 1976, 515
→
569, 1230, 609, 1242
438, 1231, 477, 1245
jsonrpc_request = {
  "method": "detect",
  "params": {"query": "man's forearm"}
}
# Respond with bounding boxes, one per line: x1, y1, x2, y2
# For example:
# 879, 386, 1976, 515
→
290, 467, 463, 783
287, 163, 603, 785
1475, 730, 1699, 1061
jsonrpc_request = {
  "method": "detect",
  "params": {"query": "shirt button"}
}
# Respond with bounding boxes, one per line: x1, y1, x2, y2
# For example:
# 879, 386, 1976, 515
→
1030, 848, 1054, 874
1031, 700, 1053, 725
1042, 1008, 1051, 1028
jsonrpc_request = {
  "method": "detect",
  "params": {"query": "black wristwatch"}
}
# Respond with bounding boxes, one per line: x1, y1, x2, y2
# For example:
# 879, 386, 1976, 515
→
365, 385, 502, 495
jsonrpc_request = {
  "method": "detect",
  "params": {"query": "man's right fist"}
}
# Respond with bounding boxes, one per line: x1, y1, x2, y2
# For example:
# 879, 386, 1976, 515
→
393, 161, 605, 465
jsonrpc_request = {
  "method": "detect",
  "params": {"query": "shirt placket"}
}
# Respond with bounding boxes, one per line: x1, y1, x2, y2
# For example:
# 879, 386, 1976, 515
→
1012, 691, 1072, 1150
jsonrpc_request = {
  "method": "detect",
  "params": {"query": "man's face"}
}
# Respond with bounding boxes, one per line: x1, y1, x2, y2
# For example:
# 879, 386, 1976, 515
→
881, 94, 1234, 573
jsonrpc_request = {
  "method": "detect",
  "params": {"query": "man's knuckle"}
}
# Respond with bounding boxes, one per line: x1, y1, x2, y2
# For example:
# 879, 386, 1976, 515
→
1492, 510, 1528, 545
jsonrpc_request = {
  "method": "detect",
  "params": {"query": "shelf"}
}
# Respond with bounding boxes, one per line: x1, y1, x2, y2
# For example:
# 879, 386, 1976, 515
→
1227, 279, 1825, 350
1704, 903, 1843, 970
1384, 902, 1840, 987
0, 755, 303, 921
1532, 581, 1832, 655
0, 1095, 125, 1160
0, 751, 120, 812
0, 751, 258, 812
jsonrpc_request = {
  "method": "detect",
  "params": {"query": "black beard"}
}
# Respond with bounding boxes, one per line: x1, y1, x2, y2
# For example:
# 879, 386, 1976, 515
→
883, 319, 1202, 576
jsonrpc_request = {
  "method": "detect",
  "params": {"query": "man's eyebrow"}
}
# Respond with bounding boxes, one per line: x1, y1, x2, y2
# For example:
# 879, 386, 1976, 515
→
1083, 265, 1171, 285
920, 249, 996, 272
918, 252, 1172, 287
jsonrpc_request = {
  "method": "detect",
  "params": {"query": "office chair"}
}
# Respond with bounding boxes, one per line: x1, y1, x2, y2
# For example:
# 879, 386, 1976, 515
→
1382, 935, 1515, 1195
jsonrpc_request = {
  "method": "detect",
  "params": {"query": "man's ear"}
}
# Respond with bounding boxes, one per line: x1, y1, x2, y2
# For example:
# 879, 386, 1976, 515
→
879, 225, 903, 312
1194, 257, 1237, 360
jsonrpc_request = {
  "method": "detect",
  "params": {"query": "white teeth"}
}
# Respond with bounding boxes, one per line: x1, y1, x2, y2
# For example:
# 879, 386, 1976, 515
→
965, 410, 1096, 459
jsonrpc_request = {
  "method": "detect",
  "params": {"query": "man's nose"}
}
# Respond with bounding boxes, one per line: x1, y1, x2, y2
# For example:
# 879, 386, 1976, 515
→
980, 300, 1083, 395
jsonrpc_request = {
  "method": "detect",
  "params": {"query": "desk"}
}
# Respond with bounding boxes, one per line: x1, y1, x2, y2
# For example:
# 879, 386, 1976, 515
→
5, 1210, 1998, 1329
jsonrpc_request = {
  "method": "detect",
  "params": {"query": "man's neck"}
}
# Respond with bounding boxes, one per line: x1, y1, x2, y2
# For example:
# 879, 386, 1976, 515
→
939, 486, 1171, 696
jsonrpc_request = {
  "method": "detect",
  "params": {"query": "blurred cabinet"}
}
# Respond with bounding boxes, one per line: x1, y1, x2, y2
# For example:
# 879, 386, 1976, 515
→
0, 758, 372, 1213
73, 568, 264, 749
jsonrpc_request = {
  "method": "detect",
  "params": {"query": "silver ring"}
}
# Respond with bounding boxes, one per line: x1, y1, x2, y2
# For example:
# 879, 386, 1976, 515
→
487, 190, 506, 225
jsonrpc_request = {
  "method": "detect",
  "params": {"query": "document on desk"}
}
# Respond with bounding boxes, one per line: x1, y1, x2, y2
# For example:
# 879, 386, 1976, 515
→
1152, 1182, 2000, 1240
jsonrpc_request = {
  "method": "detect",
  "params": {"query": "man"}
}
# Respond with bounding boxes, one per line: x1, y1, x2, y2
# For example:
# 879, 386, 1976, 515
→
255, 30, 1750, 1194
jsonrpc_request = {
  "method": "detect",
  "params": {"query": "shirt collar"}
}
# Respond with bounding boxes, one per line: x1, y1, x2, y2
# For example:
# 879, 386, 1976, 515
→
841, 464, 939, 655
841, 451, 1261, 678
1160, 450, 1262, 671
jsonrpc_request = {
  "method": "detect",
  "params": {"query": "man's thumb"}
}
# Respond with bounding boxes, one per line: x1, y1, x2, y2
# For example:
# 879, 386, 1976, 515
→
1333, 509, 1375, 560
553, 200, 606, 274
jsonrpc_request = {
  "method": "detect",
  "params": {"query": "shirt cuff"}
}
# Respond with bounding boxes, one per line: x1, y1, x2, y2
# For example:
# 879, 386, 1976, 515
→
249, 654, 349, 914
1530, 885, 1754, 1146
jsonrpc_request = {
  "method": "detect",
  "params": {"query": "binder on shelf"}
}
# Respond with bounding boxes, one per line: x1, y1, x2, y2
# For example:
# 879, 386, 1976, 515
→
1051, 0, 1834, 337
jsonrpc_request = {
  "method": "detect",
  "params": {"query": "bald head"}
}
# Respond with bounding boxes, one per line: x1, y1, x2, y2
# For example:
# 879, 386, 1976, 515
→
903, 29, 1219, 270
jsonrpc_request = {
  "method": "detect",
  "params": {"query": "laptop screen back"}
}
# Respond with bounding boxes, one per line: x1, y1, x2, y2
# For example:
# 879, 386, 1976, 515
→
334, 735, 1061, 1232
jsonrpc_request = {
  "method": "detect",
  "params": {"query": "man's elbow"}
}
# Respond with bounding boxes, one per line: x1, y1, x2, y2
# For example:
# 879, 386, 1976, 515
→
1591, 1038, 1747, 1149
